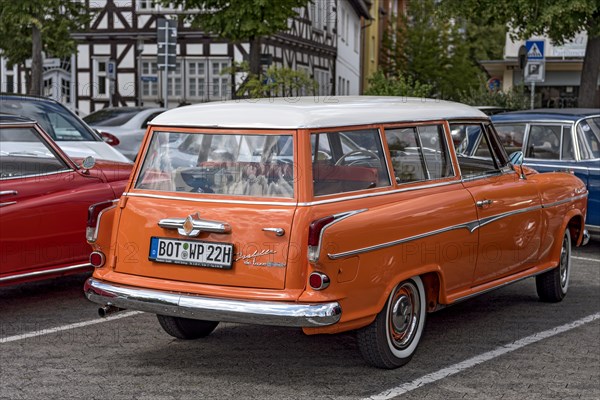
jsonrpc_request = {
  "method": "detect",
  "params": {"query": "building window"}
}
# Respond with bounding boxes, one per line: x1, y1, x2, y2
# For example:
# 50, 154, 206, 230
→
311, 2, 324, 30
210, 59, 230, 100
167, 61, 183, 98
187, 59, 206, 100
315, 68, 330, 96
141, 60, 158, 98
341, 8, 346, 42
93, 58, 109, 97
61, 77, 71, 104
354, 22, 360, 53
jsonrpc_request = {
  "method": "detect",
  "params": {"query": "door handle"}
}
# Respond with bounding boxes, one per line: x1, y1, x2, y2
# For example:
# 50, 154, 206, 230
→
476, 199, 493, 208
0, 190, 18, 207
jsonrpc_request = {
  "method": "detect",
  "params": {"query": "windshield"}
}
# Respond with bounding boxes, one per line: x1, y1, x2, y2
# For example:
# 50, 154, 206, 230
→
0, 97, 98, 142
135, 131, 295, 198
83, 108, 140, 126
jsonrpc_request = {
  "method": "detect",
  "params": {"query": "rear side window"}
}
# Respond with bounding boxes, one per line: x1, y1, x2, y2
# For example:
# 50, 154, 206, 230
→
135, 131, 294, 198
384, 124, 452, 184
577, 117, 600, 159
525, 125, 562, 160
311, 128, 390, 196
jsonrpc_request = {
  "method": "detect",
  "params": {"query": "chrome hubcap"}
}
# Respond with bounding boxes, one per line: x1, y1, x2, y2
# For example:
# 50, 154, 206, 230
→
389, 282, 420, 349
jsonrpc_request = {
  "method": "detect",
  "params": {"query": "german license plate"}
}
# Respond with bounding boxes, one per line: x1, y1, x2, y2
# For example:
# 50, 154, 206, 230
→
149, 237, 233, 269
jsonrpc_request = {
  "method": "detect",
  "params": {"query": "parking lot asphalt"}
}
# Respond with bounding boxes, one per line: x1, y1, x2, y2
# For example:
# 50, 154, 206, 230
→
1, 238, 598, 400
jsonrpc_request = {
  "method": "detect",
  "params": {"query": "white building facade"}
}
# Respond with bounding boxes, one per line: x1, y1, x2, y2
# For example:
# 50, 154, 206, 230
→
1, 0, 371, 115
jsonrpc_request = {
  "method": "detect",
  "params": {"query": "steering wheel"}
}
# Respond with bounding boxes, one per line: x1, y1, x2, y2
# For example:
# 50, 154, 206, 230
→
335, 149, 381, 166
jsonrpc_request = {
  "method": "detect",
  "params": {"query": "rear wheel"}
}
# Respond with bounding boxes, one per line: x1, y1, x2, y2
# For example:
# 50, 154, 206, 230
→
536, 229, 571, 302
357, 276, 426, 369
157, 315, 219, 339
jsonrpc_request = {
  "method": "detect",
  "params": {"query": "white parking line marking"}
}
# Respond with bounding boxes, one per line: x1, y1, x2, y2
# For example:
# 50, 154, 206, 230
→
365, 312, 600, 400
572, 256, 600, 263
0, 311, 143, 344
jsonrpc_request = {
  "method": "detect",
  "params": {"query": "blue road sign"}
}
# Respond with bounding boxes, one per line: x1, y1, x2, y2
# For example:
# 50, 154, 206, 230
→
525, 40, 545, 60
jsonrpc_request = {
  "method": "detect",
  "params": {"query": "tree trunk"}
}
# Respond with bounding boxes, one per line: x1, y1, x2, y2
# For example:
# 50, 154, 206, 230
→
30, 24, 43, 96
578, 33, 600, 108
249, 36, 262, 77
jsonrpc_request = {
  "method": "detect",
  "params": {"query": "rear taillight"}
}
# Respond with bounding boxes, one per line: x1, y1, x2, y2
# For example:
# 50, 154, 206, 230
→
308, 215, 335, 263
309, 272, 330, 290
86, 200, 117, 242
90, 251, 106, 268
100, 131, 120, 146
308, 216, 335, 247
307, 210, 366, 263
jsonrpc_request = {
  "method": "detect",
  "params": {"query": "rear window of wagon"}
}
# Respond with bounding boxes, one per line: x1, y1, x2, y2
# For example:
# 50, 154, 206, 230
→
135, 131, 295, 198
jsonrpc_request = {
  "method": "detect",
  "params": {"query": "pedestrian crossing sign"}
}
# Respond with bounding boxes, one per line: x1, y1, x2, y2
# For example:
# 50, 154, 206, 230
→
526, 40, 545, 60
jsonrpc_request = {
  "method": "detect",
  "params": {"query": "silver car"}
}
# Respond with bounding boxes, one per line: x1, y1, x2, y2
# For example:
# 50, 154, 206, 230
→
84, 107, 166, 161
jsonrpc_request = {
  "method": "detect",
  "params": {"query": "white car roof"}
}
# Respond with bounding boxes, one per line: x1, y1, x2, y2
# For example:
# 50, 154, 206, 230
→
150, 96, 488, 129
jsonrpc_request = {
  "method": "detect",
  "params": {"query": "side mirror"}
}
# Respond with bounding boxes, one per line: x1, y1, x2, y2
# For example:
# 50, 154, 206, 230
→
81, 156, 96, 174
508, 151, 523, 166
508, 151, 526, 179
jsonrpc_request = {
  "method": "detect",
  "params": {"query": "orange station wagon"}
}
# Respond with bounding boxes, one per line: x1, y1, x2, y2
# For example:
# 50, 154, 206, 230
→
84, 97, 589, 369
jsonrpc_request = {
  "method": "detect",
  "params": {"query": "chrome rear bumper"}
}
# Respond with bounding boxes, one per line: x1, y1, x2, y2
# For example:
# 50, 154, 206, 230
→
84, 278, 342, 327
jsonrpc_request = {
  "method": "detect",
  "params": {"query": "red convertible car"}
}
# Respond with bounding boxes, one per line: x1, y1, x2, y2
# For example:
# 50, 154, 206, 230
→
0, 114, 132, 285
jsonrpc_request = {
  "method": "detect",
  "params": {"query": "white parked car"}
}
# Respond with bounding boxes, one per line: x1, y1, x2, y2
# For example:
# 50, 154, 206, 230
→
0, 94, 131, 164
84, 107, 166, 161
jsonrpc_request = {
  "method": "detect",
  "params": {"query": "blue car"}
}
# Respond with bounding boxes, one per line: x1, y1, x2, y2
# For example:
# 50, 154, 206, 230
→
488, 109, 600, 232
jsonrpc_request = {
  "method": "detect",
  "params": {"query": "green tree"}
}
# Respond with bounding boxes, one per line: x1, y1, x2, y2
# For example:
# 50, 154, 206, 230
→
376, 1, 505, 101
0, 0, 91, 95
226, 62, 317, 98
458, 80, 529, 110
159, 0, 309, 76
442, 0, 600, 107
364, 70, 432, 98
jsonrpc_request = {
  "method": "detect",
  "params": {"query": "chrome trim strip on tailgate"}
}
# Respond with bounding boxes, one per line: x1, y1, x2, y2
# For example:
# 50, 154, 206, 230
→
84, 278, 342, 327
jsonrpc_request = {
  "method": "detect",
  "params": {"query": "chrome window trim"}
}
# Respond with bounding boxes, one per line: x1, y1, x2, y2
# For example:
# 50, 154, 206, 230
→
0, 263, 91, 283
123, 192, 298, 207
85, 277, 342, 328
524, 161, 592, 172
300, 180, 461, 206
0, 168, 74, 181
125, 180, 462, 207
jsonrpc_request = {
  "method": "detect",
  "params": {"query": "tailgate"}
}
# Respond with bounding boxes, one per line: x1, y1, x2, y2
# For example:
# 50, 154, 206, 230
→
114, 195, 296, 290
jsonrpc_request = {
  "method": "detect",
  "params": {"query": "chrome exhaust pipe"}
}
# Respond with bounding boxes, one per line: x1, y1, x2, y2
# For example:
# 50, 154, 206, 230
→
98, 305, 122, 318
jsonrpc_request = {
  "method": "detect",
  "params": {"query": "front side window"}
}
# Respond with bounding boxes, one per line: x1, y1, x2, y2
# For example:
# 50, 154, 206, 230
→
311, 128, 390, 196
494, 124, 526, 156
452, 123, 504, 179
135, 131, 294, 198
0, 126, 70, 179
